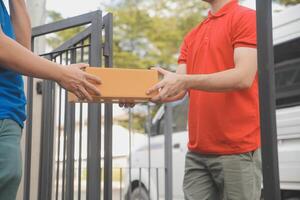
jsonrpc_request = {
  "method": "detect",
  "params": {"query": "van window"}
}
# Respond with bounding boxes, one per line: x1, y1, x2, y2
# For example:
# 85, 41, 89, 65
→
275, 58, 300, 108
172, 99, 188, 133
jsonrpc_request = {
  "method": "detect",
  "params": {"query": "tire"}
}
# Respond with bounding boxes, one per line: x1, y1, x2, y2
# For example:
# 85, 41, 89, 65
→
129, 187, 150, 200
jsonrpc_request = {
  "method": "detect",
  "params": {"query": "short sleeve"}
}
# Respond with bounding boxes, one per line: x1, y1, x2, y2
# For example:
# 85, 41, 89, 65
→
178, 38, 188, 64
232, 10, 257, 48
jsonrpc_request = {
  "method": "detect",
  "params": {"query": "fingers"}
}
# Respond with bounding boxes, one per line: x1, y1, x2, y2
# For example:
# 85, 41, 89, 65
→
158, 89, 167, 100
76, 63, 89, 70
73, 90, 84, 100
78, 85, 93, 101
152, 67, 169, 75
146, 80, 166, 95
83, 80, 101, 96
74, 64, 101, 84
74, 80, 100, 102
151, 89, 187, 103
151, 94, 161, 102
85, 73, 101, 84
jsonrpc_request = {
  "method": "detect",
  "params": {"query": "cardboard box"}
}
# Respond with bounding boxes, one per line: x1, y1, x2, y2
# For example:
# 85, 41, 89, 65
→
68, 67, 159, 103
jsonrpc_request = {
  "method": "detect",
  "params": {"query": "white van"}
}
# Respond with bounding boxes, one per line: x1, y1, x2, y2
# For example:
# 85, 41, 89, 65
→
124, 5, 300, 200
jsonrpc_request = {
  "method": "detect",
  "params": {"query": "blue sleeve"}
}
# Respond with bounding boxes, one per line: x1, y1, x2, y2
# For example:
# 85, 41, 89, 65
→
0, 1, 6, 28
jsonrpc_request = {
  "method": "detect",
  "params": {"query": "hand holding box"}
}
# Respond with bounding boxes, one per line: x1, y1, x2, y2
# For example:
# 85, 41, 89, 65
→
68, 67, 159, 103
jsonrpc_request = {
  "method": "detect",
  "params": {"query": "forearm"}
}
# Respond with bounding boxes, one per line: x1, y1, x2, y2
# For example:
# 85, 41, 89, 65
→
0, 33, 63, 80
9, 0, 31, 49
184, 47, 257, 92
184, 68, 253, 92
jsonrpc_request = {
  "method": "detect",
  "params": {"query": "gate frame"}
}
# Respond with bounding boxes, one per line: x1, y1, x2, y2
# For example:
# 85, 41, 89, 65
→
23, 10, 113, 200
23, 1, 284, 199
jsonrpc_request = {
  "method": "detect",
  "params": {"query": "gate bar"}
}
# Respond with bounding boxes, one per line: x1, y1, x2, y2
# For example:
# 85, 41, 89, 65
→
65, 49, 77, 200
32, 11, 100, 37
38, 79, 55, 200
23, 39, 35, 200
103, 13, 114, 200
256, 0, 281, 199
86, 10, 102, 200
164, 103, 173, 200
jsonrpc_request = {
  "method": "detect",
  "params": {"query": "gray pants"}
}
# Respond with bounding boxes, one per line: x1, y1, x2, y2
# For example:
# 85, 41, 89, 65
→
183, 149, 262, 200
0, 119, 22, 200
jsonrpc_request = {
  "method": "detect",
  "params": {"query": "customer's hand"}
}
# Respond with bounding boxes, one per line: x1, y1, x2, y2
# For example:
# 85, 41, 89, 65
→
57, 63, 101, 101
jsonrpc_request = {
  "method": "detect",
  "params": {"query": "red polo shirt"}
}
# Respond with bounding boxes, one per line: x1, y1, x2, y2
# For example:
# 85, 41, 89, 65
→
178, 0, 260, 154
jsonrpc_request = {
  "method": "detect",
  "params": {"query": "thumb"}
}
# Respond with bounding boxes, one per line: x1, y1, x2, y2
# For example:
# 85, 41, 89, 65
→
152, 67, 169, 75
76, 63, 89, 70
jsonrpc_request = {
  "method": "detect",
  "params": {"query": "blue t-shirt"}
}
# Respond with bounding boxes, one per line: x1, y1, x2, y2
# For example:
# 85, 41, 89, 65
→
0, 0, 26, 127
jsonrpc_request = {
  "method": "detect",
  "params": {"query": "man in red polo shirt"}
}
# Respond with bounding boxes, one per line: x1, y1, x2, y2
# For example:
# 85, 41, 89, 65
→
147, 0, 262, 199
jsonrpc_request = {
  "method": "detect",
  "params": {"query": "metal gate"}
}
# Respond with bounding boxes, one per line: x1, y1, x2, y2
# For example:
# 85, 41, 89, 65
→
22, 10, 174, 200
23, 11, 114, 200
21, 2, 282, 199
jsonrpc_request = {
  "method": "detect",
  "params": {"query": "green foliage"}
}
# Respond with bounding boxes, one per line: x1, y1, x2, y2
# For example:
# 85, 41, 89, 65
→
106, 0, 207, 69
279, 0, 300, 5
108, 0, 207, 132
47, 10, 86, 49
46, 1, 207, 133
47, 1, 207, 68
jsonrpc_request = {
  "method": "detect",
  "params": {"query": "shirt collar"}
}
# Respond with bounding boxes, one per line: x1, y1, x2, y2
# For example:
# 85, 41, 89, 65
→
208, 0, 238, 19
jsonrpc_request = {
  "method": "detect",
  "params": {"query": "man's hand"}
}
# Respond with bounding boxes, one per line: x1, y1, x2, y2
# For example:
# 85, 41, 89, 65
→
58, 63, 101, 101
147, 67, 187, 102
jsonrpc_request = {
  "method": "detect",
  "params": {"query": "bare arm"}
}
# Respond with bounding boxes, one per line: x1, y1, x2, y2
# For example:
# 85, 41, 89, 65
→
185, 47, 257, 91
0, 28, 101, 100
148, 47, 257, 101
9, 0, 31, 48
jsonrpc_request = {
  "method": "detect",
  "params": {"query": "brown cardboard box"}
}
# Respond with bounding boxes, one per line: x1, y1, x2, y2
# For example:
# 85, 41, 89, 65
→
68, 67, 159, 103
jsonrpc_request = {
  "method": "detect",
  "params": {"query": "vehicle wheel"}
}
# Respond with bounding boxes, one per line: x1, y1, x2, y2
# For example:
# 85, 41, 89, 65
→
129, 187, 150, 200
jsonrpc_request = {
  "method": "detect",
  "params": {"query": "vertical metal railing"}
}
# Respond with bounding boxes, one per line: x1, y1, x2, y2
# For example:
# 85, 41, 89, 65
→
22, 2, 284, 199
119, 102, 175, 200
86, 10, 102, 200
103, 13, 114, 200
256, 0, 281, 200
164, 104, 173, 200
23, 39, 35, 200
23, 11, 113, 200
24, 10, 176, 200
38, 71, 56, 200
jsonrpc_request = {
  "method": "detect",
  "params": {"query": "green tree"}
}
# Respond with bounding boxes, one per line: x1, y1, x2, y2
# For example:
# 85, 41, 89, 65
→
106, 0, 207, 70
105, 0, 207, 132
46, 10, 86, 49
46, 1, 208, 132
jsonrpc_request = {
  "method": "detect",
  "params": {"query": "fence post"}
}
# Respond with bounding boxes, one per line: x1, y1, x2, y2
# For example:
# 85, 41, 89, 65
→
23, 38, 35, 200
28, 11, 108, 200
164, 103, 173, 200
65, 49, 77, 200
256, 0, 281, 199
87, 10, 102, 200
38, 79, 56, 200
103, 13, 114, 200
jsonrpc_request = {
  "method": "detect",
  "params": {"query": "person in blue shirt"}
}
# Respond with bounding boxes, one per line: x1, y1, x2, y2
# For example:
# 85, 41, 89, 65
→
0, 0, 101, 199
